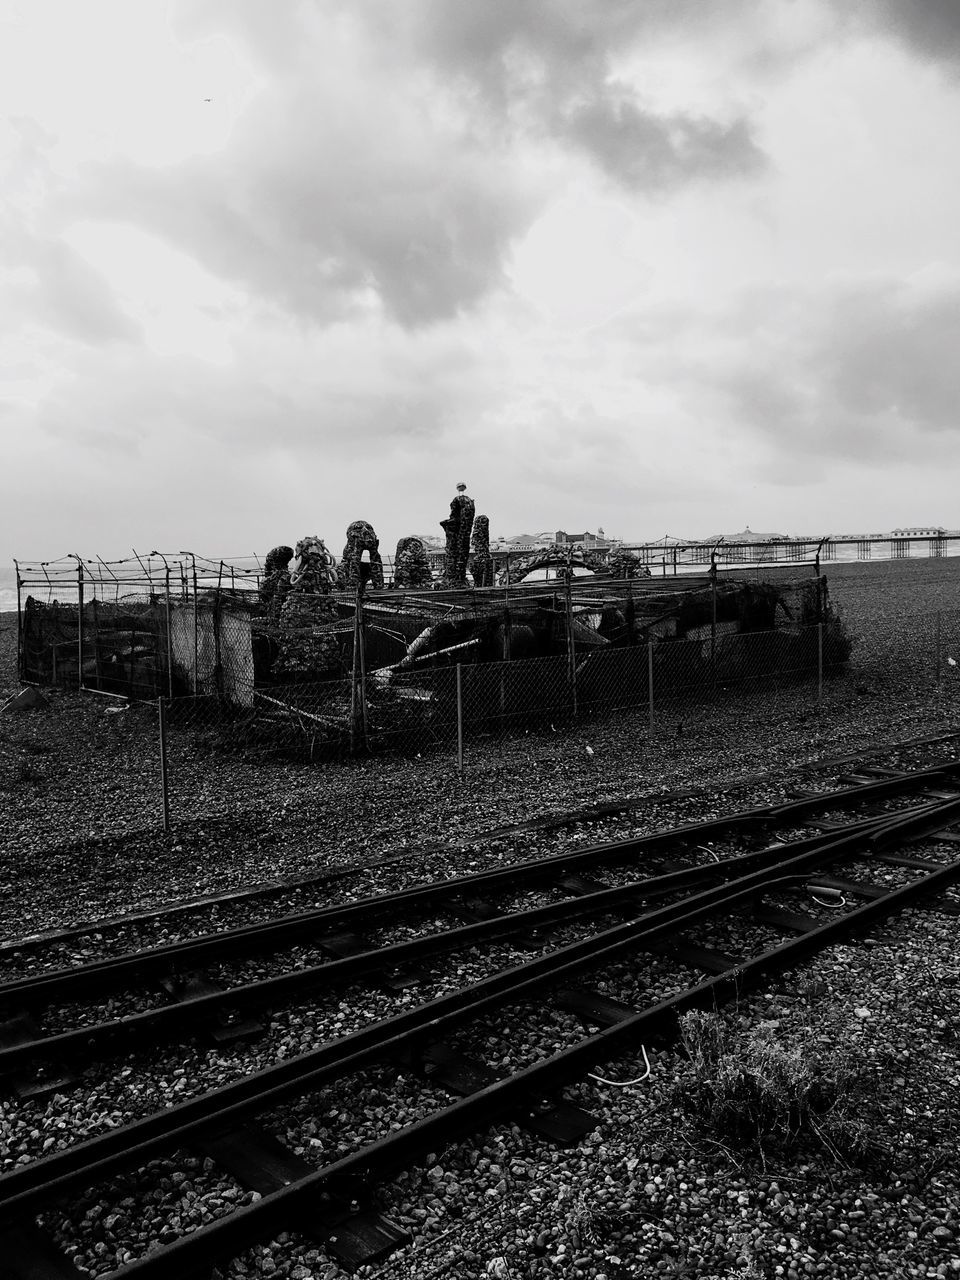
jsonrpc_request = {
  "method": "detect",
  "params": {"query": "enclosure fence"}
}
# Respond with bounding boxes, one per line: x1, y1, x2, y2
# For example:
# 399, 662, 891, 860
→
7, 548, 960, 838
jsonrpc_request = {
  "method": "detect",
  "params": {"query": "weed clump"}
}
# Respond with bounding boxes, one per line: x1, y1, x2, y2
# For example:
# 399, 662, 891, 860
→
674, 1006, 890, 1162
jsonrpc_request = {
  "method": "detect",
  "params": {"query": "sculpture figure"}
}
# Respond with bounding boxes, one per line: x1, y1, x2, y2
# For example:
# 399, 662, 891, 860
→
259, 544, 293, 618
274, 535, 341, 678
440, 482, 475, 587
339, 520, 384, 590
606, 547, 651, 580
393, 536, 433, 588
469, 514, 495, 588
288, 535, 338, 592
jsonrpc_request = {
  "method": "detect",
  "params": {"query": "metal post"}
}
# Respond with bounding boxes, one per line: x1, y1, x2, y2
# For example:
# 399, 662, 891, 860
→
213, 574, 224, 702
350, 584, 369, 752
565, 576, 578, 717
456, 662, 464, 777
158, 697, 171, 833
192, 557, 199, 695
357, 583, 369, 748
349, 604, 359, 755
92, 598, 102, 689
164, 568, 174, 700
647, 639, 654, 735
76, 556, 84, 689
709, 549, 718, 673
14, 560, 23, 681
817, 622, 824, 701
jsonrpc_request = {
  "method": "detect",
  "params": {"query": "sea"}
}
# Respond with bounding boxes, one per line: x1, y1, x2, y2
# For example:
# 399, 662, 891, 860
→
0, 565, 17, 612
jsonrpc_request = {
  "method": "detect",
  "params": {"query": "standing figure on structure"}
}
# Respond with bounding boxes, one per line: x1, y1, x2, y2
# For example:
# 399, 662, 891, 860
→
441, 482, 475, 587
393, 536, 433, 588
339, 520, 384, 590
259, 544, 294, 618
469, 514, 495, 587
275, 535, 341, 679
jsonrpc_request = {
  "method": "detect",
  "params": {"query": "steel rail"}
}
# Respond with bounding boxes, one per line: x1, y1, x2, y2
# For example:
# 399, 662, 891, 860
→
3, 796, 958, 1225
3, 763, 957, 1013
102, 834, 960, 1280
5, 727, 957, 961
0, 806, 919, 1072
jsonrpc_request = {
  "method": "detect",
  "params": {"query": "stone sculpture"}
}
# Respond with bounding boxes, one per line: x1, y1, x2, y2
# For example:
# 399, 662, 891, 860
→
469, 514, 495, 587
339, 520, 384, 590
393, 536, 433, 588
605, 547, 651, 580
258, 544, 294, 618
440, 482, 475, 587
274, 535, 341, 678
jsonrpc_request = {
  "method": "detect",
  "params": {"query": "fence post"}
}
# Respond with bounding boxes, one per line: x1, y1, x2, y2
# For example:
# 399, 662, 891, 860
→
164, 568, 174, 699
565, 577, 578, 718
358, 585, 369, 749
456, 662, 464, 777
935, 611, 942, 685
350, 582, 369, 752
647, 639, 655, 735
158, 697, 171, 833
76, 557, 85, 689
817, 622, 824, 702
191, 557, 199, 695
14, 559, 23, 682
709, 550, 718, 675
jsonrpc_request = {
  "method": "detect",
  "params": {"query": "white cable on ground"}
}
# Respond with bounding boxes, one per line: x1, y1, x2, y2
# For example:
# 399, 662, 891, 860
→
698, 844, 721, 863
809, 888, 848, 908
588, 1044, 651, 1086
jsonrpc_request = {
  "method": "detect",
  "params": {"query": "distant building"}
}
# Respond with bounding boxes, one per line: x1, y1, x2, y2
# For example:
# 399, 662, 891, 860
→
890, 526, 951, 537
554, 527, 614, 550
495, 531, 558, 552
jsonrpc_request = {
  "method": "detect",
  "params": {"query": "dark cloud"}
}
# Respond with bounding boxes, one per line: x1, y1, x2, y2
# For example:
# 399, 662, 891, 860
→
866, 0, 960, 65
77, 73, 539, 329
396, 0, 766, 190
96, 0, 767, 330
558, 96, 764, 191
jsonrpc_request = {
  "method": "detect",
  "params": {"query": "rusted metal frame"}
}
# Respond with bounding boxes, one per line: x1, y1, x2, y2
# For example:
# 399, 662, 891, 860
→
16, 840, 960, 1277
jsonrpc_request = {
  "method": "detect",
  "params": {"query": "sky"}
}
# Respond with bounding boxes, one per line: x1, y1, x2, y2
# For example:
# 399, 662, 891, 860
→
2, 0, 960, 565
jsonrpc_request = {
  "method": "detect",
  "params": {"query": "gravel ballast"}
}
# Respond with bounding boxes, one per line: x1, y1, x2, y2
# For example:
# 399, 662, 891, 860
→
2, 558, 960, 1279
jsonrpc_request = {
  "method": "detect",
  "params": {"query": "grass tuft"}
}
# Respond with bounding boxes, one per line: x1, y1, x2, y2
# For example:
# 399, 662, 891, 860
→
674, 1004, 892, 1163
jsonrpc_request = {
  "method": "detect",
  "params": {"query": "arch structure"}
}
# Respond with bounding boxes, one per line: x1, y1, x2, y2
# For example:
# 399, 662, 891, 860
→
497, 544, 651, 585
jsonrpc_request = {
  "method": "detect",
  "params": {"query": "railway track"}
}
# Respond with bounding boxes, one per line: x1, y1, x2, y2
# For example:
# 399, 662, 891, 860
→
5, 727, 960, 969
4, 765, 960, 1277
2, 761, 959, 1076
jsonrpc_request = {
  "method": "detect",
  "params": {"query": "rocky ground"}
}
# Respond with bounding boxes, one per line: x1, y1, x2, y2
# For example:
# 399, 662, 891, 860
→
1, 557, 960, 1278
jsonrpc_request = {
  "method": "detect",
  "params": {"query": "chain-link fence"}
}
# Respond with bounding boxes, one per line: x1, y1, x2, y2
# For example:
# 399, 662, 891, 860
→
8, 558, 960, 836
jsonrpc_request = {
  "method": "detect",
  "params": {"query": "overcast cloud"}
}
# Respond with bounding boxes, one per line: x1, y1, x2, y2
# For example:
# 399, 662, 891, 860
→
2, 0, 959, 566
